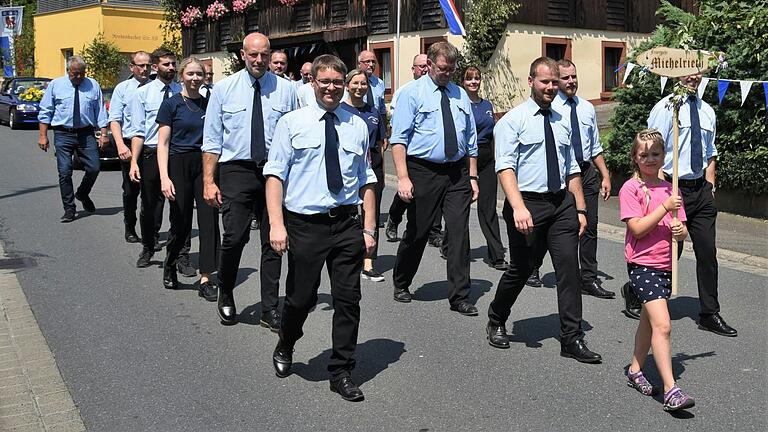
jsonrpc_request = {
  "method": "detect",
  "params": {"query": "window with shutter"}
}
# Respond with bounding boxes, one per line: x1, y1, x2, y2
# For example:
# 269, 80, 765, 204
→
421, 0, 444, 30
606, 0, 626, 29
368, 0, 390, 34
294, 3, 312, 33
548, 0, 572, 26
330, 0, 349, 27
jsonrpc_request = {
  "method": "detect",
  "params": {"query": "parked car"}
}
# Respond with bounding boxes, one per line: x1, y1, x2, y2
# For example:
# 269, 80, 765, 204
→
73, 87, 119, 170
0, 77, 51, 129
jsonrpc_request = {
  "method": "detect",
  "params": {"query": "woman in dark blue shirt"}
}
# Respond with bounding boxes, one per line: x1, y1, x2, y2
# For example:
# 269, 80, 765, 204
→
156, 57, 220, 299
462, 66, 507, 269
340, 69, 386, 282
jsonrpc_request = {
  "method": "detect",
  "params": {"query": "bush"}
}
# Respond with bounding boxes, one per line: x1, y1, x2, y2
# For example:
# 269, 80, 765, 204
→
605, 0, 768, 194
80, 33, 125, 89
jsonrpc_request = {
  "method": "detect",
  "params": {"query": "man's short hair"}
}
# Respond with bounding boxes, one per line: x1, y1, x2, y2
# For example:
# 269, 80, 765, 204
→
311, 54, 347, 78
271, 50, 286, 59
427, 41, 459, 64
66, 56, 86, 71
556, 59, 575, 70
131, 51, 150, 64
150, 48, 176, 65
529, 57, 559, 78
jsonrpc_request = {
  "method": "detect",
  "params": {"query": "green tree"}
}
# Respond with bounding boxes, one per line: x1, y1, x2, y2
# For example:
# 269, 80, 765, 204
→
80, 33, 125, 88
157, 0, 183, 56
463, 0, 520, 66
605, 0, 768, 194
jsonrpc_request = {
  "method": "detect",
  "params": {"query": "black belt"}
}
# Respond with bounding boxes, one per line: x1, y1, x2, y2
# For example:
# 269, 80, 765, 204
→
142, 146, 157, 155
521, 189, 566, 201
219, 159, 267, 169
52, 125, 93, 133
579, 161, 592, 173
287, 205, 358, 221
664, 174, 705, 188
406, 155, 467, 170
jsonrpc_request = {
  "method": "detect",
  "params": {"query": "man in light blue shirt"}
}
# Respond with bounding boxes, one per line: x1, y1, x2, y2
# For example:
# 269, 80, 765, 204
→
109, 51, 151, 244
527, 59, 613, 299
264, 54, 376, 402
201, 32, 296, 327
486, 57, 601, 364
388, 41, 479, 316
37, 55, 108, 222
646, 73, 735, 337
127, 48, 181, 268
356, 50, 387, 114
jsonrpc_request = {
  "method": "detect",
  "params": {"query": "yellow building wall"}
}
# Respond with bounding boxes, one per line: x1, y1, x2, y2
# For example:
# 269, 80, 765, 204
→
34, 5, 167, 79
484, 24, 648, 112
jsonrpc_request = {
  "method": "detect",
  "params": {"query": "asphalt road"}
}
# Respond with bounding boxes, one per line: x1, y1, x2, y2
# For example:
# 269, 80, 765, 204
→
0, 127, 765, 432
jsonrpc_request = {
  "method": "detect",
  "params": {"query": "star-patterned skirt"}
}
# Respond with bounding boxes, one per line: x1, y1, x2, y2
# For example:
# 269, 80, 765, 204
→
626, 263, 672, 304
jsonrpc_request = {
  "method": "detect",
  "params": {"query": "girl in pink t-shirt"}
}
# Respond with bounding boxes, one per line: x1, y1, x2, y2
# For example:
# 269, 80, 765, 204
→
619, 129, 694, 412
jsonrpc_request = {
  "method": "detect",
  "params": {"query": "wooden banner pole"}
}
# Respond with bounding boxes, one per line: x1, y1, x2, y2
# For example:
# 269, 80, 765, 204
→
671, 107, 680, 296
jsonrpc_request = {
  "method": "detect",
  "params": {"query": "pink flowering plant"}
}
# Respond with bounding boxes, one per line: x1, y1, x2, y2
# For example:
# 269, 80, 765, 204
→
278, 0, 300, 6
180, 6, 203, 27
206, 1, 229, 20
232, 0, 257, 13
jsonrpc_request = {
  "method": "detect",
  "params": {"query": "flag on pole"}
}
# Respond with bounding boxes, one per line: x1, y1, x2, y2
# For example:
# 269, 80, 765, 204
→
438, 0, 466, 36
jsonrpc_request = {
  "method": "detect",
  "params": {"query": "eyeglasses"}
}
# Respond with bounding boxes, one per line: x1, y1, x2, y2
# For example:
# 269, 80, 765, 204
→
316, 79, 345, 88
131, 63, 150, 68
435, 65, 457, 74
360, 59, 377, 64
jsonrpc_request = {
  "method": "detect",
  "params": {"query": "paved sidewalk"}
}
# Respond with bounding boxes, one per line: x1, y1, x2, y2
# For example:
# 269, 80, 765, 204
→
0, 243, 85, 432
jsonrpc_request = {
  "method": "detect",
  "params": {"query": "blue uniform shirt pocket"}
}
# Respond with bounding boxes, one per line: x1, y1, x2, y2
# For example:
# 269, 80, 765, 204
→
222, 104, 247, 130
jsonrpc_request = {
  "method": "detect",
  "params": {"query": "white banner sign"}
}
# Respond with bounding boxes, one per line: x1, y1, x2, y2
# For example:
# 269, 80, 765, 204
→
0, 7, 23, 37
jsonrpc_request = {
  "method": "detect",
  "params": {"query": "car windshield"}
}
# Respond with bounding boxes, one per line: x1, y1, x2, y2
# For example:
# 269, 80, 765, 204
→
11, 79, 50, 95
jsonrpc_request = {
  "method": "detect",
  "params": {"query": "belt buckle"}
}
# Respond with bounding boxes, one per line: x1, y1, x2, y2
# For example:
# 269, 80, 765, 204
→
328, 207, 340, 218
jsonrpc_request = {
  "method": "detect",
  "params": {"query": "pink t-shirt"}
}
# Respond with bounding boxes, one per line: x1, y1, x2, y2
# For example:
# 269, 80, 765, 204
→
619, 178, 687, 271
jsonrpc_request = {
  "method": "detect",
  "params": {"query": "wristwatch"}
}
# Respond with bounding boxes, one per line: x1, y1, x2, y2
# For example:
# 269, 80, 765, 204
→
576, 209, 588, 216
363, 229, 376, 237
469, 175, 479, 181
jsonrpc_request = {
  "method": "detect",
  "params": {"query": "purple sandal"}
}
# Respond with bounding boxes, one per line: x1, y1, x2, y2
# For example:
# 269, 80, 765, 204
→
626, 369, 657, 396
663, 385, 695, 411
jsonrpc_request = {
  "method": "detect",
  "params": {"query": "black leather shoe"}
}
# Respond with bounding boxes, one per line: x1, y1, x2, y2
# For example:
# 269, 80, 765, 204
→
75, 192, 96, 213
330, 376, 364, 402
560, 339, 602, 363
526, 268, 542, 287
136, 248, 153, 268
162, 263, 178, 290
197, 280, 218, 302
385, 218, 399, 242
176, 256, 197, 277
217, 290, 237, 325
393, 288, 412, 303
581, 281, 615, 299
483, 257, 509, 271
487, 323, 510, 349
698, 313, 738, 337
153, 234, 162, 252
124, 227, 140, 243
621, 282, 641, 320
260, 310, 281, 333
250, 218, 259, 230
60, 209, 76, 223
450, 301, 478, 316
427, 233, 443, 248
273, 342, 293, 378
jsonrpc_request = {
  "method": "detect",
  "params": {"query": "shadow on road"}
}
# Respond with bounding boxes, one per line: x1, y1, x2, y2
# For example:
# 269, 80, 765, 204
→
0, 184, 58, 200
508, 313, 594, 348
76, 206, 124, 218
292, 338, 407, 385
239, 293, 335, 326
412, 279, 493, 303
668, 296, 701, 322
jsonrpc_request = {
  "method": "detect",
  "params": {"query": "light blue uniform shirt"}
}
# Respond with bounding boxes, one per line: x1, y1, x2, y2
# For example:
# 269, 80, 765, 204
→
648, 94, 717, 180
108, 77, 145, 137
494, 98, 580, 193
126, 79, 181, 147
389, 79, 415, 112
264, 103, 376, 215
552, 92, 602, 161
37, 76, 107, 128
389, 75, 478, 163
202, 70, 296, 162
296, 82, 316, 108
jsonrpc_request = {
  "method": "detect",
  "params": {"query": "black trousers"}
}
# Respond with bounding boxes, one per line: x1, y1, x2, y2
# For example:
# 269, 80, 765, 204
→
280, 209, 364, 378
218, 161, 282, 314
165, 151, 220, 274
678, 179, 719, 316
120, 139, 141, 229
529, 164, 599, 285
393, 157, 471, 305
476, 145, 505, 262
488, 191, 584, 344
362, 147, 385, 259
388, 195, 443, 238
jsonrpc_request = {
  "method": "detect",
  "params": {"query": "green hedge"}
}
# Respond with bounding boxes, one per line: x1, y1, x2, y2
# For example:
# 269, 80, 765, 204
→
605, 1, 768, 194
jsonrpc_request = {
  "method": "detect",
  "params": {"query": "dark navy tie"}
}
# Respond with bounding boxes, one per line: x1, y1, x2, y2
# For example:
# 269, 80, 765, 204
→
162, 84, 170, 100
324, 112, 343, 194
567, 97, 584, 165
688, 96, 703, 176
72, 84, 81, 129
366, 85, 375, 109
540, 109, 561, 192
439, 86, 458, 159
251, 80, 266, 163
